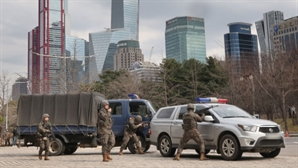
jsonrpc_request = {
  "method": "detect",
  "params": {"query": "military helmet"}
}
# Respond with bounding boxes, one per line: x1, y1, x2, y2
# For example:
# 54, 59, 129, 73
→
101, 100, 109, 106
42, 113, 50, 119
135, 115, 142, 123
187, 103, 195, 110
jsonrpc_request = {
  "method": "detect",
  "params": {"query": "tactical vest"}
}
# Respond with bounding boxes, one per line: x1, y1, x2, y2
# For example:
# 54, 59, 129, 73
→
182, 113, 197, 131
125, 120, 137, 133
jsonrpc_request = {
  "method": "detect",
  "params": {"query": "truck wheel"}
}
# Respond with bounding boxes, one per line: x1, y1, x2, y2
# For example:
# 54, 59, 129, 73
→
63, 143, 78, 155
195, 149, 210, 155
260, 148, 281, 158
219, 134, 242, 160
49, 139, 64, 156
159, 135, 176, 157
128, 136, 146, 154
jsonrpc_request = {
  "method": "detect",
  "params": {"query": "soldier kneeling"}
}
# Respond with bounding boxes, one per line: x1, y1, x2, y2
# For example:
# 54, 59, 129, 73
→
119, 115, 145, 155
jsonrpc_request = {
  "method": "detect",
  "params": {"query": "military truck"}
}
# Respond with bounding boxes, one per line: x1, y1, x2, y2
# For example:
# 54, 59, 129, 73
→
17, 92, 156, 156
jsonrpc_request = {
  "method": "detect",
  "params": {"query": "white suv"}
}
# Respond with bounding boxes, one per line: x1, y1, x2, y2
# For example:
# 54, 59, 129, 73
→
150, 98, 285, 160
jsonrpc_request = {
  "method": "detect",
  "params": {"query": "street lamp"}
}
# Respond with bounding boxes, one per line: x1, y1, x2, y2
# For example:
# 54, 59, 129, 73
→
240, 74, 256, 116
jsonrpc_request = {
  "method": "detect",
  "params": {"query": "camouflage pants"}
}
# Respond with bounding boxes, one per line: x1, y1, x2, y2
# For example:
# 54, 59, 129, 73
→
100, 132, 115, 154
39, 137, 50, 156
177, 129, 205, 154
120, 132, 141, 150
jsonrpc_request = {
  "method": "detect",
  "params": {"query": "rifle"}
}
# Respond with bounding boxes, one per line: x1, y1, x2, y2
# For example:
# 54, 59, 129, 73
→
195, 105, 218, 116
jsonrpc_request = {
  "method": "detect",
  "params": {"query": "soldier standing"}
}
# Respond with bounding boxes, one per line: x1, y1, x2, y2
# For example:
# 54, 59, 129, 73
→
173, 103, 209, 161
119, 115, 145, 155
37, 113, 52, 160
98, 100, 115, 162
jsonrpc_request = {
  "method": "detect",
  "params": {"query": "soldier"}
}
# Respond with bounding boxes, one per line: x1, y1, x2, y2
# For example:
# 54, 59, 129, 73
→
37, 113, 52, 160
119, 115, 145, 155
98, 100, 115, 162
173, 103, 209, 161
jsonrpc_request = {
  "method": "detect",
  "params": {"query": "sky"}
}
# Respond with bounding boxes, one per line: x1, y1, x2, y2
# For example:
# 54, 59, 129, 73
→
0, 0, 297, 90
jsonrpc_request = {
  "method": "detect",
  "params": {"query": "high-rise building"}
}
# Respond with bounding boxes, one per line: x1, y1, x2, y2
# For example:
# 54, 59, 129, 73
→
111, 0, 139, 40
165, 16, 206, 63
12, 77, 28, 101
272, 16, 298, 53
28, 27, 40, 94
65, 35, 88, 92
28, 0, 68, 94
255, 10, 284, 55
114, 40, 144, 71
89, 0, 140, 82
89, 29, 130, 81
224, 22, 259, 73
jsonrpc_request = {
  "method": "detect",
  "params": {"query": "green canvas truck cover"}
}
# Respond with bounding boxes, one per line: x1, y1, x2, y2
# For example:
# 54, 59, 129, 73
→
17, 92, 105, 126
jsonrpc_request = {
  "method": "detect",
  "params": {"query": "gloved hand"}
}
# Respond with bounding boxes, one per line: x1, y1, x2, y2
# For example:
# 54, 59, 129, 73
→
45, 130, 51, 133
42, 137, 48, 141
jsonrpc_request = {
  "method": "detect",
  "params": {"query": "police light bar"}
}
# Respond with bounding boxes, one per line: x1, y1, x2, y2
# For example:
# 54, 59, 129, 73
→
128, 94, 140, 99
195, 97, 228, 103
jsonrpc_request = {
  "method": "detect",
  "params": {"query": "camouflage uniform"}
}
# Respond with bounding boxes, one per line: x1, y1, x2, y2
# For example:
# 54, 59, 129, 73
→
37, 113, 52, 160
119, 115, 144, 155
97, 100, 115, 162
174, 103, 209, 161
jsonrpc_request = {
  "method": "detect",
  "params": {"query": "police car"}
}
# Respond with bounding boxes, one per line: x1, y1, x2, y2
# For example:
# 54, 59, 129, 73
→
150, 97, 285, 160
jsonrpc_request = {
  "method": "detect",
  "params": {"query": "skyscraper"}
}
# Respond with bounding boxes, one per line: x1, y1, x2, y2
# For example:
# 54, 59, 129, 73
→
88, 0, 140, 81
255, 10, 284, 55
111, 0, 139, 40
89, 29, 130, 81
28, 0, 68, 94
224, 22, 259, 73
65, 35, 88, 92
165, 16, 206, 63
28, 27, 40, 94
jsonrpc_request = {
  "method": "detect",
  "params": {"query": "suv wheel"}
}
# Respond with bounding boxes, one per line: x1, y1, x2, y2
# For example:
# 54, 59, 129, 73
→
260, 148, 281, 158
219, 134, 242, 160
128, 136, 146, 154
159, 135, 176, 157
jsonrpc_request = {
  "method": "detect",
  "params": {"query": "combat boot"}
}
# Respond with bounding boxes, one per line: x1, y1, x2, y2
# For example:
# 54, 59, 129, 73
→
173, 153, 180, 161
102, 153, 109, 162
44, 155, 50, 160
137, 148, 144, 154
107, 153, 113, 160
119, 149, 123, 155
38, 151, 42, 160
200, 153, 209, 160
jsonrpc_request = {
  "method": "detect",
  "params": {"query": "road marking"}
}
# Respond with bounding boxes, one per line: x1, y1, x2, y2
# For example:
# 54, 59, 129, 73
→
293, 142, 298, 144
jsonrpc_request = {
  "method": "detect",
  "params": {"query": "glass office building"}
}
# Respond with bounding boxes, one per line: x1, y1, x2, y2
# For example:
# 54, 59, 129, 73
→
255, 11, 284, 55
89, 29, 130, 82
65, 35, 88, 91
165, 16, 206, 63
111, 0, 139, 40
224, 22, 259, 73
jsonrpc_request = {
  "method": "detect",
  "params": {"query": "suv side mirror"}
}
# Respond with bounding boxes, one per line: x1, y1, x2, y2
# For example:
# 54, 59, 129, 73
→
204, 115, 214, 122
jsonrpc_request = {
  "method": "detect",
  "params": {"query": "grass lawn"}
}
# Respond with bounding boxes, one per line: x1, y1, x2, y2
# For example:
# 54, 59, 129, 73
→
274, 118, 298, 132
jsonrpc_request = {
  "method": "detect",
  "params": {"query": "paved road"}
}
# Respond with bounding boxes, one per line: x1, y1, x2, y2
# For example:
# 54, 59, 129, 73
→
1, 144, 297, 168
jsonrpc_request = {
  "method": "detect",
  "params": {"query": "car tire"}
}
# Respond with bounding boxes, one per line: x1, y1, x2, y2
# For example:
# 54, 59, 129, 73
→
219, 134, 242, 160
195, 149, 210, 155
159, 135, 176, 157
128, 136, 146, 154
49, 139, 64, 156
260, 148, 281, 158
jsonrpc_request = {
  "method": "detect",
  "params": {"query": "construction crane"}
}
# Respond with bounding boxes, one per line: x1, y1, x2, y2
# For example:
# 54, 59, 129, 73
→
149, 47, 154, 62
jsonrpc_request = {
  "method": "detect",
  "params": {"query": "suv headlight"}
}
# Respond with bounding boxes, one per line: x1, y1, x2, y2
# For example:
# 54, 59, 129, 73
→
238, 124, 258, 132
278, 125, 283, 132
